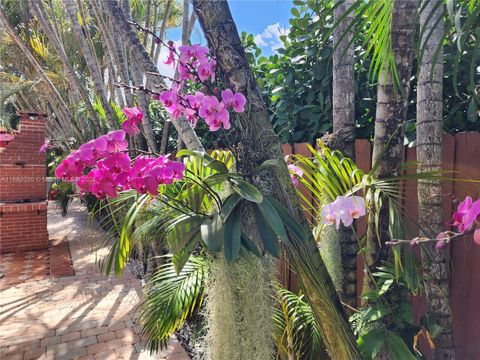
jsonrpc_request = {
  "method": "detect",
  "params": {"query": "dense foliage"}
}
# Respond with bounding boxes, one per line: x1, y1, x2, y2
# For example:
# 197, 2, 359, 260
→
243, 0, 479, 144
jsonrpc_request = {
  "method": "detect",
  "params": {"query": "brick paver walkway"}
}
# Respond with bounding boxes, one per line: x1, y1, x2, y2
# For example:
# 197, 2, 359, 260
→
0, 202, 189, 360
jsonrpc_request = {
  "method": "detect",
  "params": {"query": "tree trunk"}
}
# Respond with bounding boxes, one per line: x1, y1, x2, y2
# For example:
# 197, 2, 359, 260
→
28, 0, 102, 137
417, 2, 455, 359
64, 0, 116, 127
327, 0, 357, 310
110, 18, 135, 107
129, 56, 158, 152
192, 1, 360, 358
153, 0, 174, 66
102, 0, 203, 152
88, 0, 124, 107
363, 0, 416, 294
0, 7, 83, 142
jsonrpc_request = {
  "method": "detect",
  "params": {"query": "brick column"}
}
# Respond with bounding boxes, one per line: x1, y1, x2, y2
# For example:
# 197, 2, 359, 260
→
0, 111, 49, 253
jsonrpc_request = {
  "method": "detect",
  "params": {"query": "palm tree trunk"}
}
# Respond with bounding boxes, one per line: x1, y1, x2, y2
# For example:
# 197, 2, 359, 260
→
143, 0, 152, 46
363, 0, 416, 295
328, 0, 357, 310
64, 0, 116, 127
28, 0, 102, 137
110, 18, 135, 107
153, 0, 174, 66
150, 3, 159, 57
87, 0, 124, 107
192, 1, 360, 358
0, 8, 83, 142
417, 2, 455, 358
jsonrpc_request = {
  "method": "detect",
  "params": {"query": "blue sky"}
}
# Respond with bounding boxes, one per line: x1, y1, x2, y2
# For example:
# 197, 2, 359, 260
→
167, 0, 293, 56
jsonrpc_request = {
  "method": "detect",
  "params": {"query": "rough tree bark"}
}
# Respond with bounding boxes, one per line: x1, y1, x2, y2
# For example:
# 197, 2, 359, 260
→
417, 2, 455, 359
329, 0, 357, 310
192, 1, 360, 358
363, 0, 416, 294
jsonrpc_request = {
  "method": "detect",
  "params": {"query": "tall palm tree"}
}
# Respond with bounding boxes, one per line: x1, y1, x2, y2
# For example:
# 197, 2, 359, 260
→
27, 0, 101, 137
329, 0, 357, 310
363, 0, 416, 294
417, 2, 455, 358
64, 0, 116, 127
0, 5, 82, 141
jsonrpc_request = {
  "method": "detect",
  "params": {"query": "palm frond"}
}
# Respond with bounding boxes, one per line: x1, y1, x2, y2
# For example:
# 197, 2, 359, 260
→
273, 285, 325, 360
140, 255, 207, 352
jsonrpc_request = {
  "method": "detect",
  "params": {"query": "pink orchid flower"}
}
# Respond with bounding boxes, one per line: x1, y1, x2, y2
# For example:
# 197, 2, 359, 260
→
186, 92, 205, 109
104, 130, 128, 153
90, 168, 118, 199
77, 173, 94, 193
221, 89, 246, 113
122, 107, 143, 135
452, 196, 480, 232
197, 59, 216, 82
199, 96, 230, 131
159, 90, 180, 113
55, 157, 83, 180
321, 195, 366, 229
164, 41, 176, 66
288, 164, 304, 187
178, 44, 209, 64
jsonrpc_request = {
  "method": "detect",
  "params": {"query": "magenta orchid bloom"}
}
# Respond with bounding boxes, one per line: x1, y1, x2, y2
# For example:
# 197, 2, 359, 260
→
104, 130, 128, 153
197, 60, 216, 82
178, 44, 209, 64
321, 195, 366, 229
452, 196, 480, 232
164, 41, 176, 66
199, 96, 230, 131
221, 89, 246, 113
122, 107, 143, 135
450, 196, 480, 246
90, 168, 118, 199
55, 158, 83, 180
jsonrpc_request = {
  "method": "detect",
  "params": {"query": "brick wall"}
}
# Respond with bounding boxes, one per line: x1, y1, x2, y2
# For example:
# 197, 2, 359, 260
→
0, 202, 48, 253
0, 112, 48, 253
0, 115, 46, 201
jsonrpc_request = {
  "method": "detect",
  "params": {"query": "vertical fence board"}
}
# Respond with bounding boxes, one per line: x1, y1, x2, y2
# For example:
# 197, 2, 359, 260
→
279, 144, 293, 289
355, 139, 371, 306
450, 132, 480, 359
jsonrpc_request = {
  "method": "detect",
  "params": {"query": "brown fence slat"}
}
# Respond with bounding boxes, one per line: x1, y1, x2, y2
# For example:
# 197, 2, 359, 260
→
450, 132, 480, 359
355, 139, 371, 306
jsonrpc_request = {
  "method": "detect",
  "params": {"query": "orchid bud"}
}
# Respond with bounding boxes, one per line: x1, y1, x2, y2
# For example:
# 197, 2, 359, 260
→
435, 240, 448, 250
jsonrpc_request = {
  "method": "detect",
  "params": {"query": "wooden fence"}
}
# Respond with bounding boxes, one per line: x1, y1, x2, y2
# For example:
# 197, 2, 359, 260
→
281, 132, 480, 359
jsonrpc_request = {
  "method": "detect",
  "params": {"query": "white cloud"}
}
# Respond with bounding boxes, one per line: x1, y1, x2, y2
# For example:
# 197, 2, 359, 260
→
253, 23, 289, 52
